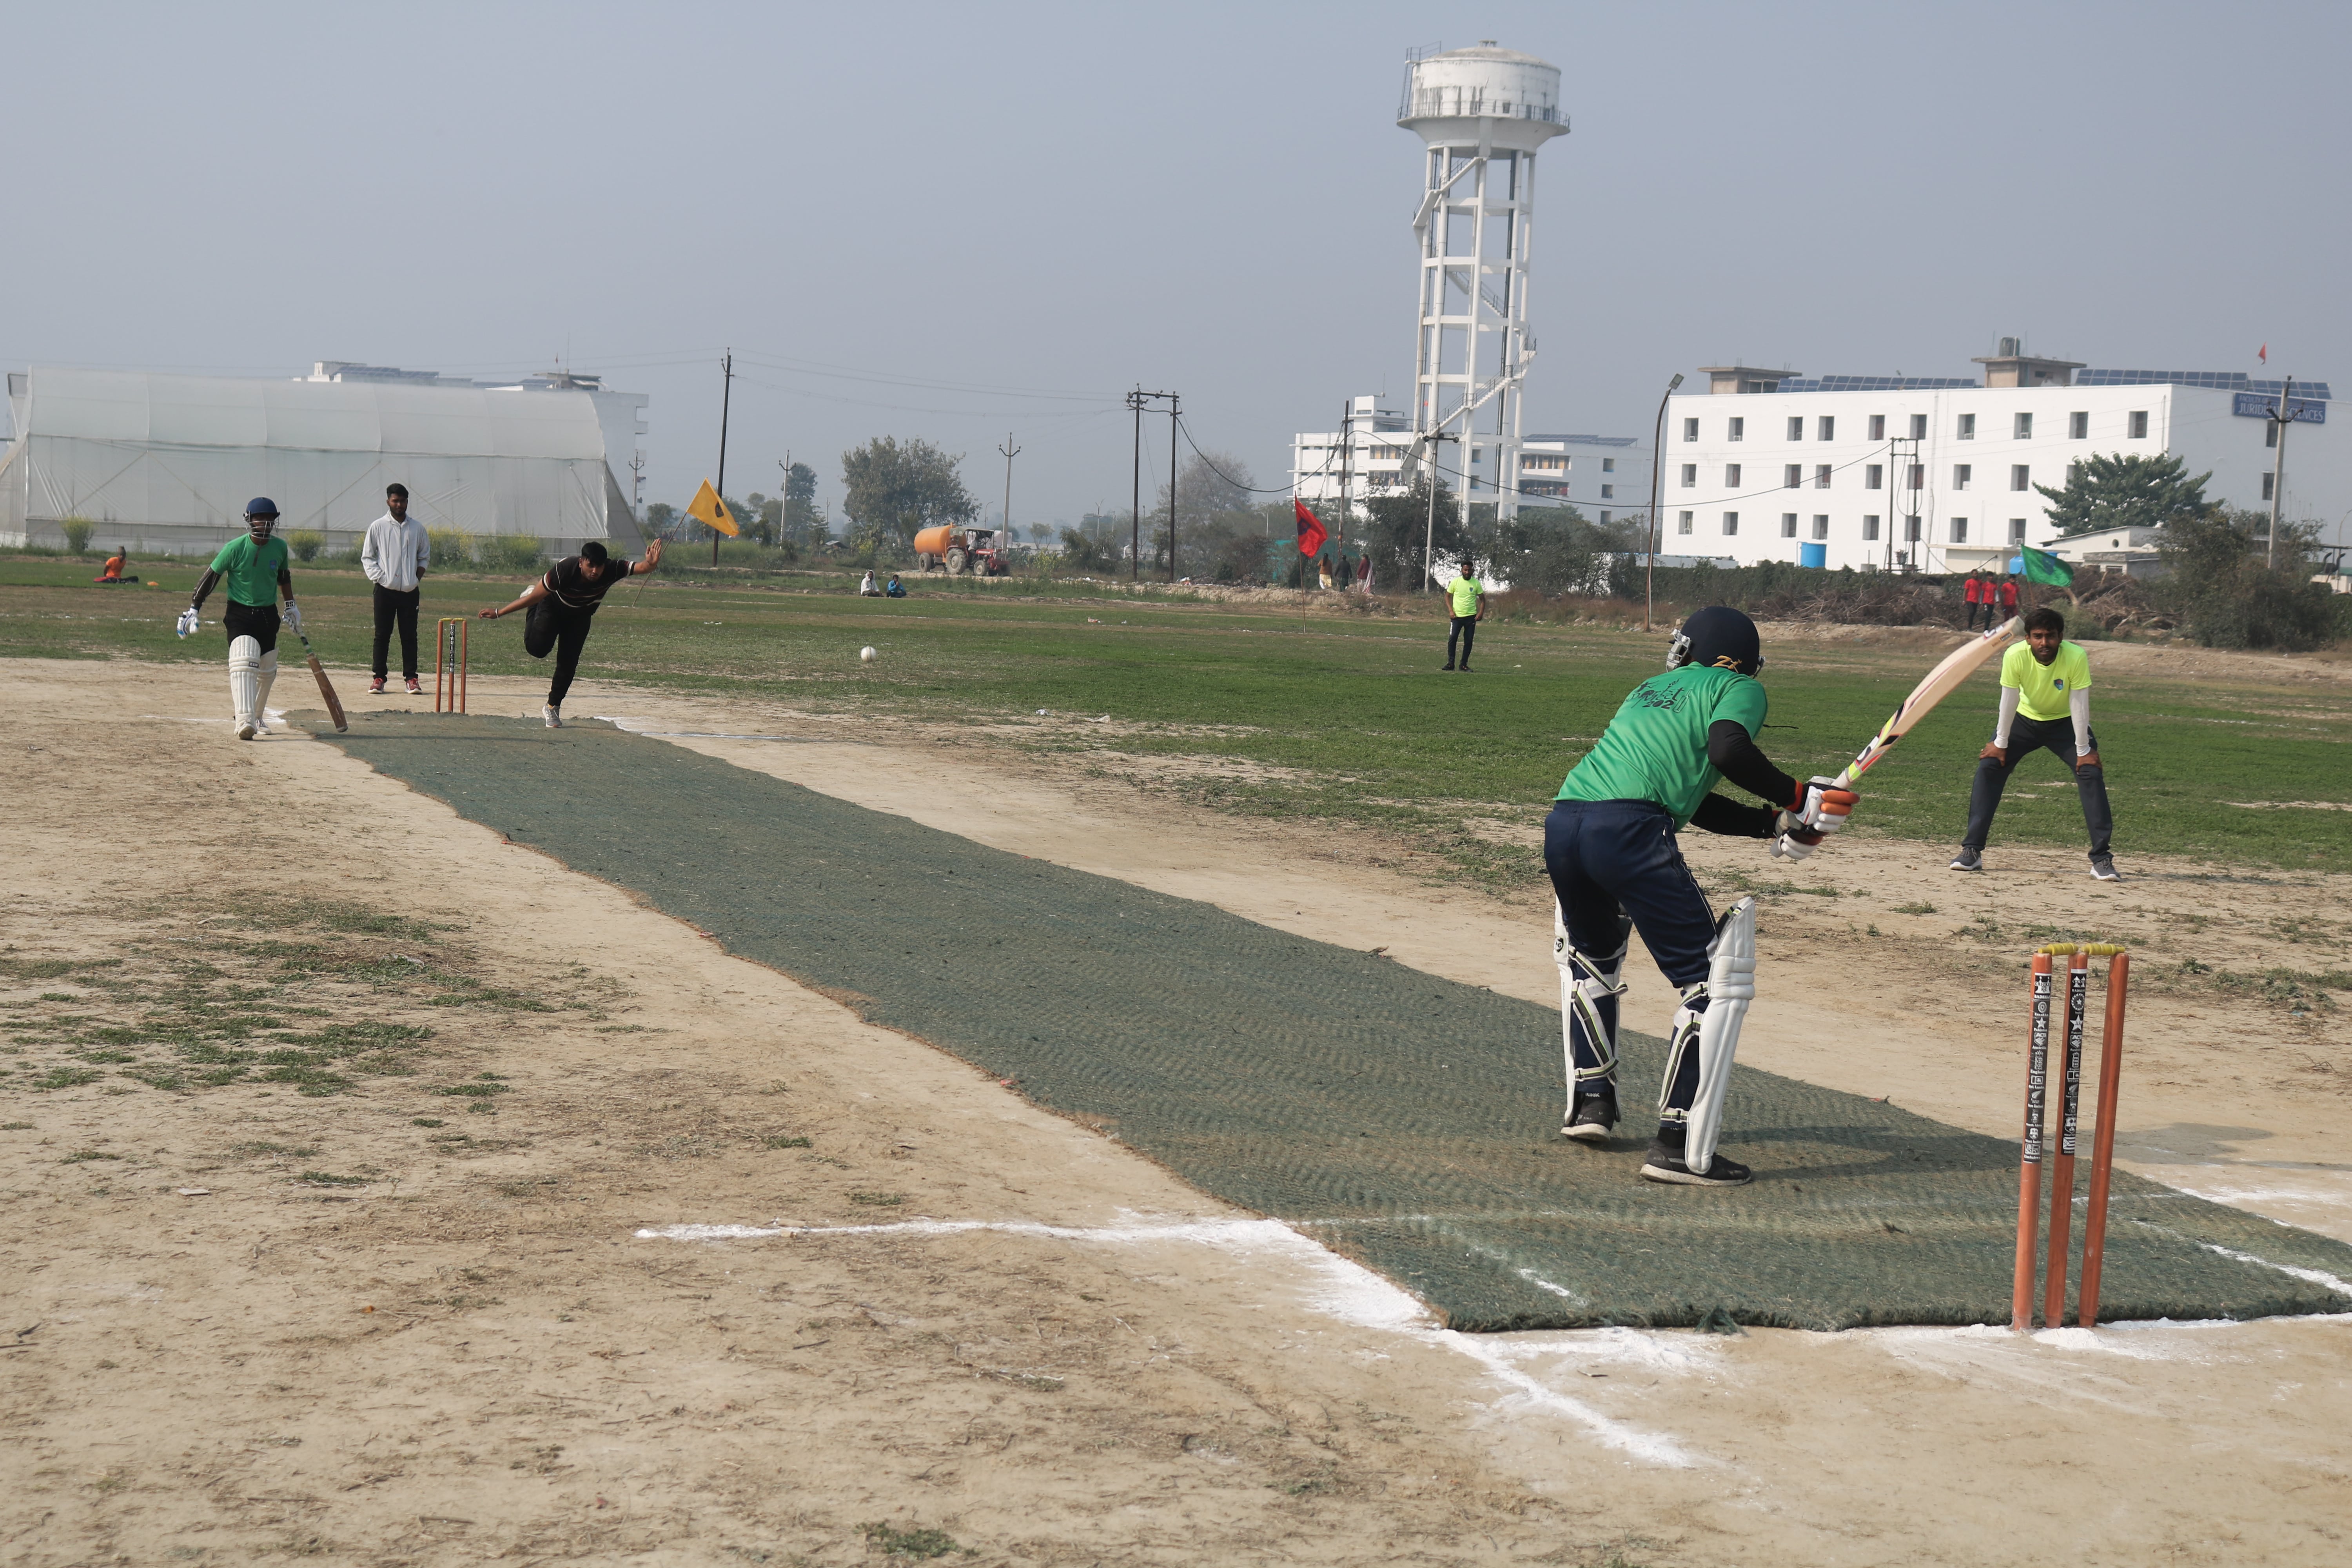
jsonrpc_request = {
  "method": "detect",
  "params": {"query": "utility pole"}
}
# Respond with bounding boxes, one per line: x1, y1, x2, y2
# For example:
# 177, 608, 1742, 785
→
778, 453, 793, 548
629, 452, 646, 512
997, 433, 1021, 543
1419, 431, 1457, 591
1129, 390, 1143, 581
1644, 372, 1685, 632
713, 348, 733, 568
1125, 389, 1179, 581
1337, 397, 1354, 550
1167, 394, 1180, 583
2267, 375, 2294, 568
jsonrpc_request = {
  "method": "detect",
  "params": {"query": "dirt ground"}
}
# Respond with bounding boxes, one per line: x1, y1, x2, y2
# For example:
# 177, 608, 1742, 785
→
5, 656, 2349, 1568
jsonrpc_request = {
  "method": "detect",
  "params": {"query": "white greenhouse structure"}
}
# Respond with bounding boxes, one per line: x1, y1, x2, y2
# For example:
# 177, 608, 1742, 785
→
0, 366, 642, 556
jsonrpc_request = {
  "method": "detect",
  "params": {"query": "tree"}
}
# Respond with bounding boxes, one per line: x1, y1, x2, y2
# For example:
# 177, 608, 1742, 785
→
1492, 506, 1636, 595
2034, 452, 2210, 537
1361, 475, 1469, 592
1058, 526, 1119, 574
2156, 506, 2338, 651
839, 437, 976, 550
1027, 523, 1052, 543
644, 501, 679, 539
781, 462, 826, 547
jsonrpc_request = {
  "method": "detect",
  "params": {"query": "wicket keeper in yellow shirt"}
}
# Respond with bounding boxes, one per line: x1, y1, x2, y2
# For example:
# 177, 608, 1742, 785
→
1950, 606, 2121, 882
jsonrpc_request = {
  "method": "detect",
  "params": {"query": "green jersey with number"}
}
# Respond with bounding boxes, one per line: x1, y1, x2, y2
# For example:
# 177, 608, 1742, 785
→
1557, 664, 1769, 829
208, 534, 290, 608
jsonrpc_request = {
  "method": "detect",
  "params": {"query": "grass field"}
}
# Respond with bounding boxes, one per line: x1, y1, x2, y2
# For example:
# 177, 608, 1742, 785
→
5, 552, 2348, 878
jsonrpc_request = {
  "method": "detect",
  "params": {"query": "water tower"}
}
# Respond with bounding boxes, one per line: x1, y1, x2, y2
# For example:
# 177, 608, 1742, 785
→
1397, 41, 1566, 524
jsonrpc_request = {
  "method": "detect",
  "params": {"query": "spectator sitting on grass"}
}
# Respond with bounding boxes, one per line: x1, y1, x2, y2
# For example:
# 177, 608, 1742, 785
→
94, 546, 136, 584
885, 574, 906, 598
859, 570, 881, 597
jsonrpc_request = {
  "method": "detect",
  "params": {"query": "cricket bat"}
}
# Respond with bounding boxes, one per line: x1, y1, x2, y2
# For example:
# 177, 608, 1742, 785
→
290, 624, 347, 733
1830, 616, 2017, 789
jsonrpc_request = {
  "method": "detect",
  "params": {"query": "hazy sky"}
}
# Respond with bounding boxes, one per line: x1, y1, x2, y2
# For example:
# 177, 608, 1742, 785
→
9, 1, 2348, 525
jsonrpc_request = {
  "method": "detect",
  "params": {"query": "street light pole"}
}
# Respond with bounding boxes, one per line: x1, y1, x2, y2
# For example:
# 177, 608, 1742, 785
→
1419, 431, 1456, 591
1645, 372, 1685, 632
2268, 376, 2294, 569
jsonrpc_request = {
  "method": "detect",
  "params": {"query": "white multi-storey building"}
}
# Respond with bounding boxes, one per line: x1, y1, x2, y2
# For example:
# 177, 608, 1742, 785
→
1515, 434, 1651, 526
1659, 345, 2338, 573
1293, 400, 1651, 526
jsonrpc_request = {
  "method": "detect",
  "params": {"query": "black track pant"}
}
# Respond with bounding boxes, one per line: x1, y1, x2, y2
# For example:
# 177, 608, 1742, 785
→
523, 601, 596, 706
1447, 615, 1477, 666
372, 584, 421, 679
1962, 712, 2114, 859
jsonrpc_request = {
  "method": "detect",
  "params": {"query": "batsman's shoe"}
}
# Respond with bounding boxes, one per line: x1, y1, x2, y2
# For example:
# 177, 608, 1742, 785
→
235, 720, 256, 741
368, 676, 386, 694
2090, 854, 2123, 883
1564, 1090, 1619, 1143
405, 676, 423, 696
1949, 846, 1984, 872
1640, 1131, 1752, 1188
543, 704, 564, 730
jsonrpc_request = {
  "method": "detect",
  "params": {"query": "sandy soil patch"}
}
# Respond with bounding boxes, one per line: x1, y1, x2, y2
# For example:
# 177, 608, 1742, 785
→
4, 657, 2349, 1568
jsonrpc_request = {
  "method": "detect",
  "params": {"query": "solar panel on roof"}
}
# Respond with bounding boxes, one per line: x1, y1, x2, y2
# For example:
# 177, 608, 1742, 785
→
2079, 370, 2330, 399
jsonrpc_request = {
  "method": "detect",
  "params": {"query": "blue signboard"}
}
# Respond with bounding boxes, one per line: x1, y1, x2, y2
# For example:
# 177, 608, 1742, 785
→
2233, 391, 2326, 424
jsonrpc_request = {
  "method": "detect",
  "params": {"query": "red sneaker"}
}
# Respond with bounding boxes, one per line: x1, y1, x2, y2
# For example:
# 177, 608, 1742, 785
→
368, 677, 386, 694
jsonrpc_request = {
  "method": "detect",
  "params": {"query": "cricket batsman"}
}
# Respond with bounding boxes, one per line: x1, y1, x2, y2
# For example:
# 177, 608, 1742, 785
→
1548, 606, 1857, 1187
176, 497, 299, 740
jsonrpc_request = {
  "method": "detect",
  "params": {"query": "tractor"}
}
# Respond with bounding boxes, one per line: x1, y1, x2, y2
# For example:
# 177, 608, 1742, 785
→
912, 523, 1016, 576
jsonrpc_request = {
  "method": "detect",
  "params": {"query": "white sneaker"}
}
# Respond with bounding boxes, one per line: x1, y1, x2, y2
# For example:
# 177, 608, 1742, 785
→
543, 704, 563, 729
235, 721, 256, 741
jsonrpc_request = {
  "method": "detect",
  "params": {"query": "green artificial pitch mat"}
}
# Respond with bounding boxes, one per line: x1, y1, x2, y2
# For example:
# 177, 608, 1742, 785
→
301, 711, 2352, 1331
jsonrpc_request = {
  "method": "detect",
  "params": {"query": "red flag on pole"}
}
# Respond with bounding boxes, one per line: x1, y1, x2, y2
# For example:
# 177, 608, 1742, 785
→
1293, 499, 1328, 557
2259, 343, 2269, 364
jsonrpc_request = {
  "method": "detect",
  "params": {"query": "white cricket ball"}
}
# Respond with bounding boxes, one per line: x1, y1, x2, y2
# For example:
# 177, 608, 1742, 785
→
859, 646, 877, 662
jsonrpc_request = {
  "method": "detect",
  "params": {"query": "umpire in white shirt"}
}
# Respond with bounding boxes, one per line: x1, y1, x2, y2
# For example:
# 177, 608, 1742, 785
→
359, 483, 431, 694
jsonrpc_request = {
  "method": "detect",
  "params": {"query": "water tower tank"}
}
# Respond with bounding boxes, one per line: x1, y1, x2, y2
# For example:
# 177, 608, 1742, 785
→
1397, 42, 1567, 531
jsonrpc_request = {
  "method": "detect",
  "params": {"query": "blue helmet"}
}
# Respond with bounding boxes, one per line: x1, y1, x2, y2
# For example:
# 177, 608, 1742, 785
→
244, 497, 280, 519
1666, 604, 1763, 677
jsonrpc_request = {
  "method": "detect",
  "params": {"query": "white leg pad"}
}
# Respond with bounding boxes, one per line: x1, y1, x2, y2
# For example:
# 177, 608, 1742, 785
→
1553, 902, 1630, 1107
254, 649, 279, 730
1680, 896, 1756, 1175
229, 636, 262, 730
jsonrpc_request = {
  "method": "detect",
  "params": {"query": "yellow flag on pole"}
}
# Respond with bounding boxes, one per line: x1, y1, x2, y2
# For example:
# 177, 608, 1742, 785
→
688, 478, 739, 537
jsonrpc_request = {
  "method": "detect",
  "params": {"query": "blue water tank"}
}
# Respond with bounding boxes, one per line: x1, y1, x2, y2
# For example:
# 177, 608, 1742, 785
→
1798, 542, 1827, 568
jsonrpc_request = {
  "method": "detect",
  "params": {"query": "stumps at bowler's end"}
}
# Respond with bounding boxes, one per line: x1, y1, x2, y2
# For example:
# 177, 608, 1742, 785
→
436, 617, 469, 714
2013, 943, 2130, 1330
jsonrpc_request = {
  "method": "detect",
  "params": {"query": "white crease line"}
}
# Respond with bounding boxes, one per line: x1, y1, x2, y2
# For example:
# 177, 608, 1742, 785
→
2195, 1241, 2352, 1297
636, 1216, 1693, 1466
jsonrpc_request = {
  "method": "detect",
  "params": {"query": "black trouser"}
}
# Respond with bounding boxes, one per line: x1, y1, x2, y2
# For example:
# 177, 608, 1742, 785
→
372, 584, 421, 679
1964, 600, 1983, 630
1447, 615, 1477, 666
524, 601, 596, 706
221, 599, 280, 653
1962, 712, 2113, 859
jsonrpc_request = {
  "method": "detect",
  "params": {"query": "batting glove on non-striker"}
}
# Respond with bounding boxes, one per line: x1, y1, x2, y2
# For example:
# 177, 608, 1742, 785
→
174, 607, 199, 639
280, 601, 302, 635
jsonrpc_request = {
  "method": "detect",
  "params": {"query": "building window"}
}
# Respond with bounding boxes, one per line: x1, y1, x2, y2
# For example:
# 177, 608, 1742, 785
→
2067, 461, 2083, 488
1682, 417, 1699, 441
1905, 514, 1922, 542
1728, 417, 1745, 442
1907, 464, 1924, 490
2129, 410, 2149, 439
1812, 514, 1829, 540
1681, 463, 1697, 488
1787, 416, 1804, 440
1725, 464, 1742, 486
1599, 510, 1612, 525
1865, 464, 1883, 490
2262, 473, 2276, 501
2011, 464, 2031, 491
1601, 457, 1616, 472
2014, 412, 2034, 439
1863, 514, 1881, 541
1953, 464, 1972, 490
1723, 512, 1739, 536
1909, 413, 1928, 439
1781, 512, 1798, 537
1815, 464, 1831, 488
2070, 410, 2089, 439
1957, 413, 1976, 440
1600, 484, 1614, 499
2009, 518, 2027, 543
1818, 416, 1835, 441
1677, 510, 1694, 535
1869, 414, 1886, 441
1951, 517, 1969, 543
2267, 421, 2279, 448
1784, 464, 1802, 488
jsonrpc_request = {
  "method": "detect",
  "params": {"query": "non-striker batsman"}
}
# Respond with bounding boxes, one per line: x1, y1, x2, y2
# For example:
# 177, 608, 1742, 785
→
1546, 606, 1857, 1187
177, 497, 301, 740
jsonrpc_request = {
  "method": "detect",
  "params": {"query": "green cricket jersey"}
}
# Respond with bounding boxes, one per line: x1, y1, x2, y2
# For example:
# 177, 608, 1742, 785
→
1557, 663, 1769, 829
208, 534, 291, 608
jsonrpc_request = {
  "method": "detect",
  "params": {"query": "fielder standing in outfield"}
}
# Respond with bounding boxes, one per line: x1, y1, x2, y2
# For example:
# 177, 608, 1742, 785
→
1547, 606, 1857, 1187
176, 498, 299, 741
360, 483, 431, 696
478, 537, 663, 728
1444, 559, 1485, 671
1950, 606, 2122, 882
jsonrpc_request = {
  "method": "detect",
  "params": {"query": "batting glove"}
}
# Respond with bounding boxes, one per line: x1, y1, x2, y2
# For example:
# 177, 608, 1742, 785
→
1791, 777, 1860, 835
1771, 828, 1823, 862
280, 601, 303, 635
174, 607, 199, 639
